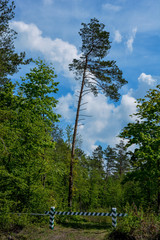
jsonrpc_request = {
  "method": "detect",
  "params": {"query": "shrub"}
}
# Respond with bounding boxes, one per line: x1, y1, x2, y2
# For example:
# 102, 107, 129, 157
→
107, 204, 160, 240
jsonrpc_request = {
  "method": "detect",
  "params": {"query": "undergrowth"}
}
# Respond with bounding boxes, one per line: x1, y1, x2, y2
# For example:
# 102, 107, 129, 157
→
107, 204, 160, 240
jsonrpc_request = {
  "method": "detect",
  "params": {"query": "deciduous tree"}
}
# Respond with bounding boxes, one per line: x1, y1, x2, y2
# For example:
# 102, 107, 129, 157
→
0, 60, 60, 214
120, 85, 160, 212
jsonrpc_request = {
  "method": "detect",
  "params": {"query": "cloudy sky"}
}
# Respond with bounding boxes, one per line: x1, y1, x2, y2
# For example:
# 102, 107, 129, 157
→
12, 0, 160, 153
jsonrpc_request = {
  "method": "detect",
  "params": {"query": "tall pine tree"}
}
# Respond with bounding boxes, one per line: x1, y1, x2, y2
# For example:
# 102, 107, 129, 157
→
68, 18, 127, 207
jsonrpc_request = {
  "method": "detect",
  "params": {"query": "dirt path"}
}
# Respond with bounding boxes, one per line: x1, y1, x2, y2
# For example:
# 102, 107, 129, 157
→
47, 225, 107, 240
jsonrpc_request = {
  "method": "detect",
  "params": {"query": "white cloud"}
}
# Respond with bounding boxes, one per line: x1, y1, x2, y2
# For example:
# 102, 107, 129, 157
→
102, 3, 122, 12
114, 30, 122, 43
126, 27, 137, 52
138, 73, 156, 86
56, 72, 158, 154
58, 89, 137, 154
56, 69, 159, 154
57, 93, 75, 122
115, 93, 137, 122
80, 92, 137, 153
130, 72, 158, 99
11, 21, 79, 75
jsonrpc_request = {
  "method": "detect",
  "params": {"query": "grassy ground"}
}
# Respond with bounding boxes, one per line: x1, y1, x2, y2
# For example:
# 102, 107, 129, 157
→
0, 221, 111, 240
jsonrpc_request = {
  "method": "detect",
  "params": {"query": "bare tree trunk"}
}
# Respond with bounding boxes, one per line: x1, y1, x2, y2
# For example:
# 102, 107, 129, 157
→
42, 174, 46, 188
157, 158, 160, 214
68, 57, 88, 208
42, 114, 47, 188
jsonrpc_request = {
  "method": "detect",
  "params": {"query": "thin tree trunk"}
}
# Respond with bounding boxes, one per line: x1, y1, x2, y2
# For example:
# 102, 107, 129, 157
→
157, 158, 160, 214
158, 188, 160, 214
42, 114, 47, 188
68, 56, 88, 208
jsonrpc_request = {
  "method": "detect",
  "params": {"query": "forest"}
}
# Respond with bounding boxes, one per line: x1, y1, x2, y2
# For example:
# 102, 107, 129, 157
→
0, 1, 160, 239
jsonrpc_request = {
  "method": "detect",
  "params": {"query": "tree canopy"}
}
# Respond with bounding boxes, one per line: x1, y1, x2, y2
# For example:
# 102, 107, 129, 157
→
0, 0, 30, 89
120, 85, 160, 211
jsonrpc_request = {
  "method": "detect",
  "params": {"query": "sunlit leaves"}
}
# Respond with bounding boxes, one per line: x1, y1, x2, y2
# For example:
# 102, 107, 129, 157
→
120, 85, 160, 210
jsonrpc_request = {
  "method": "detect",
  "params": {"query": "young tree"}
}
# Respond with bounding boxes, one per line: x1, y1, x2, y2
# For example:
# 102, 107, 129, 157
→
0, 60, 60, 214
114, 140, 130, 176
104, 145, 117, 178
88, 145, 105, 208
19, 59, 60, 126
68, 18, 127, 207
18, 59, 60, 189
120, 85, 160, 212
91, 145, 104, 173
0, 0, 29, 89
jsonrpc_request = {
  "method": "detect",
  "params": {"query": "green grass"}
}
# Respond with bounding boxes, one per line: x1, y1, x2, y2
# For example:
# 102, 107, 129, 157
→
0, 219, 112, 240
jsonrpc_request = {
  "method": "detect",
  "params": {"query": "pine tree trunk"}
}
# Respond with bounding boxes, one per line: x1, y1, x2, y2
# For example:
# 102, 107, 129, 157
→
68, 57, 88, 208
157, 158, 160, 214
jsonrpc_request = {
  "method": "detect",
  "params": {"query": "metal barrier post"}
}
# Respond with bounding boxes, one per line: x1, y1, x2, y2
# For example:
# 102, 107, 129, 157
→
112, 208, 117, 228
49, 206, 55, 229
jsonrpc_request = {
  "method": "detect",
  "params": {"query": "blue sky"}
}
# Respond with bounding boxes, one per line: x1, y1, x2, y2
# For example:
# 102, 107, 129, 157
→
12, 0, 160, 153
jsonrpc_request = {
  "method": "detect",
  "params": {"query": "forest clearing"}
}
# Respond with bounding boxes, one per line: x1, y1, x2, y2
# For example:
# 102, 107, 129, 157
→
0, 223, 110, 240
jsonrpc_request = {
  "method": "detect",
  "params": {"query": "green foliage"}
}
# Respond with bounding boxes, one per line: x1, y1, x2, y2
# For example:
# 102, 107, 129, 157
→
102, 177, 125, 209
104, 145, 117, 178
48, 139, 70, 209
115, 204, 160, 240
18, 58, 60, 125
120, 85, 160, 211
115, 141, 130, 176
73, 151, 90, 210
69, 18, 127, 101
0, 0, 30, 88
0, 59, 60, 226
118, 204, 143, 233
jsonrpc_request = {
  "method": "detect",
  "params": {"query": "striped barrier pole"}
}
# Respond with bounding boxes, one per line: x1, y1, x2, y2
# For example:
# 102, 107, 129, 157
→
49, 206, 55, 229
112, 208, 117, 228
45, 207, 127, 229
4, 208, 126, 229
